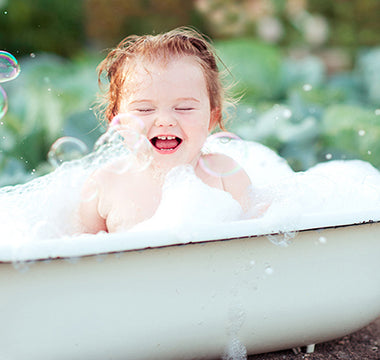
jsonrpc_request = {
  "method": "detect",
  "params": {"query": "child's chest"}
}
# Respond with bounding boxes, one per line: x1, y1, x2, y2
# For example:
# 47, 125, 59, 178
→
101, 172, 162, 232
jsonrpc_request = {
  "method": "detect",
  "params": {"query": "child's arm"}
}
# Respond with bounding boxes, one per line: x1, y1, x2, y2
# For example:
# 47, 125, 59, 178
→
220, 156, 253, 213
78, 174, 107, 234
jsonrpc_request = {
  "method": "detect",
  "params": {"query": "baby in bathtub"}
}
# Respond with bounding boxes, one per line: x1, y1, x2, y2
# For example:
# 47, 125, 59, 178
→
79, 27, 253, 233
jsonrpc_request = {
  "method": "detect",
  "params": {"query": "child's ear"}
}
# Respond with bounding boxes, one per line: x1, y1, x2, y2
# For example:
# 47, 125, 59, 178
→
209, 108, 221, 131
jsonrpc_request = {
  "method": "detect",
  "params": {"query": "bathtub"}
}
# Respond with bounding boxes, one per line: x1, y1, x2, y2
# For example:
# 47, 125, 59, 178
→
1, 212, 380, 360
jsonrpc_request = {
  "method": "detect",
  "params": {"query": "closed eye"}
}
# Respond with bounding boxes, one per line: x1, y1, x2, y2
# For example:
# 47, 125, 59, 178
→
175, 108, 194, 111
136, 108, 155, 113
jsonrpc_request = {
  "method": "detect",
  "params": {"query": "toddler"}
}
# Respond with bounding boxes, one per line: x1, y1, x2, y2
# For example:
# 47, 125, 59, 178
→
79, 27, 253, 233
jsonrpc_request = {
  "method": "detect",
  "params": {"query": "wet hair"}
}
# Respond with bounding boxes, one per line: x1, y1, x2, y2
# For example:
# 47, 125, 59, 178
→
96, 27, 228, 130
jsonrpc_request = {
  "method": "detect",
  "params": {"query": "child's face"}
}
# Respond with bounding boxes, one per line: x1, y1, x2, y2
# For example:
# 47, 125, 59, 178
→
119, 56, 216, 170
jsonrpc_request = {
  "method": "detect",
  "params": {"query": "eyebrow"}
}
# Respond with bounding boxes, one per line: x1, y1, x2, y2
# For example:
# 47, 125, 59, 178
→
129, 97, 200, 105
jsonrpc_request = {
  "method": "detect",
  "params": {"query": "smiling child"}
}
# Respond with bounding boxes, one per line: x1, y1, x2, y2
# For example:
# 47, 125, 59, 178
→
79, 28, 253, 233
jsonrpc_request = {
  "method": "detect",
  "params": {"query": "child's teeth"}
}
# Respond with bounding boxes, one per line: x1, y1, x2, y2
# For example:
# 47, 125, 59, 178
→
157, 136, 175, 140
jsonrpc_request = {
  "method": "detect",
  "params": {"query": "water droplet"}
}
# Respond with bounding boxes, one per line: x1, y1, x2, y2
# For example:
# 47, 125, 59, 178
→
0, 51, 20, 83
265, 264, 274, 275
368, 150, 372, 155
0, 85, 8, 120
375, 109, 380, 116
318, 236, 327, 244
325, 153, 332, 160
303, 83, 312, 91
246, 107, 253, 114
48, 136, 89, 168
358, 129, 366, 136
283, 108, 292, 119
267, 231, 295, 247
30, 53, 36, 58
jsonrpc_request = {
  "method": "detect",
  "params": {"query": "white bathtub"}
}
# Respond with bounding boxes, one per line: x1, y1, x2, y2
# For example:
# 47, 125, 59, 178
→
1, 215, 380, 360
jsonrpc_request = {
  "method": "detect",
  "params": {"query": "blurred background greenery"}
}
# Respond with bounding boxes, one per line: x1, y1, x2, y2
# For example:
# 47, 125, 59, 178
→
0, 0, 379, 186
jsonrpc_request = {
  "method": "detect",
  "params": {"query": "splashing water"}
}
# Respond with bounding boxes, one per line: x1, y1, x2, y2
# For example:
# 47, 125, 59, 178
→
94, 123, 153, 174
223, 338, 247, 360
0, 51, 20, 83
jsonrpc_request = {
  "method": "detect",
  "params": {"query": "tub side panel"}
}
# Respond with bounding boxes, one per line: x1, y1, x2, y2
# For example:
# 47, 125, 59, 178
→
0, 222, 380, 359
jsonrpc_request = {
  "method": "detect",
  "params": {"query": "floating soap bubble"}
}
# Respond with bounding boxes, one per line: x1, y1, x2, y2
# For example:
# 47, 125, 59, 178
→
0, 85, 7, 120
48, 136, 89, 168
94, 116, 153, 174
0, 51, 20, 83
199, 132, 245, 177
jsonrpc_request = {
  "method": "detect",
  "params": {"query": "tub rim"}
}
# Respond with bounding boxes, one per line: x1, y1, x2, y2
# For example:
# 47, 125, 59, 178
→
1, 215, 379, 264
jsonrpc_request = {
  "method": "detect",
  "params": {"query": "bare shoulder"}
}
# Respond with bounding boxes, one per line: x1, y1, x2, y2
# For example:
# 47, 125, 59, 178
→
201, 152, 241, 174
201, 153, 252, 210
201, 153, 248, 179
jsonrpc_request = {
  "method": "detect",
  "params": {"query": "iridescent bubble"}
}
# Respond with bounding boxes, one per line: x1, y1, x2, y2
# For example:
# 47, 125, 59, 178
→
199, 132, 244, 177
0, 85, 7, 120
0, 51, 20, 83
48, 137, 89, 168
94, 123, 153, 175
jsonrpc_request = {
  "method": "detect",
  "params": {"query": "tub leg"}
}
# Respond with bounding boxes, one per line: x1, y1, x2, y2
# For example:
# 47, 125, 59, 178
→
292, 344, 316, 354
292, 347, 301, 355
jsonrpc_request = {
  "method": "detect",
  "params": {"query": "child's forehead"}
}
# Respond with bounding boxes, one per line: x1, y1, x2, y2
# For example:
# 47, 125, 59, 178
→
125, 55, 202, 75
121, 56, 205, 92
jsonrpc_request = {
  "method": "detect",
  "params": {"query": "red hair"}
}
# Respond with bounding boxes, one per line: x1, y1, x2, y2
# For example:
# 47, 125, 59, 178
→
96, 27, 227, 129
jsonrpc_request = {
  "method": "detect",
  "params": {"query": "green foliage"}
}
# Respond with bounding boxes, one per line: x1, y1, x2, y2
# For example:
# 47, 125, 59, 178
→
321, 105, 380, 167
216, 39, 283, 101
224, 42, 380, 171
1, 40, 380, 185
0, 53, 103, 185
0, 0, 85, 58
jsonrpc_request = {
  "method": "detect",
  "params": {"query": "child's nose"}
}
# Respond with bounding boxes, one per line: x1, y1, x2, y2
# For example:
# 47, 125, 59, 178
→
154, 111, 177, 127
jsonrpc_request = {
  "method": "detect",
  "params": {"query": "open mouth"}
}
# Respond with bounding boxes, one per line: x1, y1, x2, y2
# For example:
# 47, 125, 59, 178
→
150, 135, 182, 153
